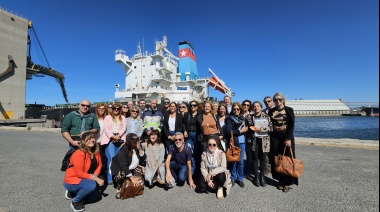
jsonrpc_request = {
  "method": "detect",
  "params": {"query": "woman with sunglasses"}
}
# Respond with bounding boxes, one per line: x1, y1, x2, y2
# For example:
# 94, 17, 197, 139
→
121, 103, 131, 118
199, 136, 232, 199
101, 103, 127, 184
217, 104, 228, 151
245, 101, 273, 187
95, 103, 108, 181
111, 133, 146, 198
225, 102, 248, 188
126, 106, 144, 138
163, 102, 185, 151
141, 129, 166, 188
178, 103, 188, 117
63, 132, 104, 212
268, 92, 298, 193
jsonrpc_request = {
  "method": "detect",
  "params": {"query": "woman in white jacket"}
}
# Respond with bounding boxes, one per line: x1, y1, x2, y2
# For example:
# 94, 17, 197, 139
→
199, 136, 232, 200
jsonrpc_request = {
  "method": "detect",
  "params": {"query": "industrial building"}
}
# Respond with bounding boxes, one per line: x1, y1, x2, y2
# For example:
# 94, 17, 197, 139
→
0, 9, 29, 120
286, 99, 350, 116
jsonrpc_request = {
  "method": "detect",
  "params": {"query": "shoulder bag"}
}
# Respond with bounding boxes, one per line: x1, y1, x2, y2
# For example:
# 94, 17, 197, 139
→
274, 147, 304, 178
119, 165, 145, 199
225, 130, 241, 162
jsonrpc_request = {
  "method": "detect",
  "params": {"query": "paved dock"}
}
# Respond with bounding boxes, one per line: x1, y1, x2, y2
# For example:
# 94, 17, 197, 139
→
0, 129, 378, 212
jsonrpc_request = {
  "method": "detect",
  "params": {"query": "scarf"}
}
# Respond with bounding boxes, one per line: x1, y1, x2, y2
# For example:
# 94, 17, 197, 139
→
80, 112, 91, 132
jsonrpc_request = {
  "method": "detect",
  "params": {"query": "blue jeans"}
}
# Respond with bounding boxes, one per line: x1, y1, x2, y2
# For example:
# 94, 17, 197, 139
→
229, 143, 245, 182
105, 141, 121, 183
186, 131, 197, 175
63, 179, 98, 203
169, 160, 188, 184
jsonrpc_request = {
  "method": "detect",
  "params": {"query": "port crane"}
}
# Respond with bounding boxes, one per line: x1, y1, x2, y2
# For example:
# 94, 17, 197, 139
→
26, 21, 69, 103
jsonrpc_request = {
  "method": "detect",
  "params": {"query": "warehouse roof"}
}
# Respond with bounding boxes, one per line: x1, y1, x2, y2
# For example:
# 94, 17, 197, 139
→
286, 99, 350, 111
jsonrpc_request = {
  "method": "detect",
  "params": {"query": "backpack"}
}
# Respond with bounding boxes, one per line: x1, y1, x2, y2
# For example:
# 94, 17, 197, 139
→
60, 149, 75, 171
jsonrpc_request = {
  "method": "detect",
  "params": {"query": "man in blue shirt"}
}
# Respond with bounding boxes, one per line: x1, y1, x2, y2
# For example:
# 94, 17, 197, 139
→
165, 132, 196, 189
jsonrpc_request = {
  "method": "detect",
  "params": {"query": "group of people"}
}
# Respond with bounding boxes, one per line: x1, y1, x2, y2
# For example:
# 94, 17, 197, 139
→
61, 92, 299, 212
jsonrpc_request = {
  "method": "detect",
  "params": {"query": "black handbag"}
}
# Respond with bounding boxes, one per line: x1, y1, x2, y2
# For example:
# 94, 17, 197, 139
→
60, 149, 75, 171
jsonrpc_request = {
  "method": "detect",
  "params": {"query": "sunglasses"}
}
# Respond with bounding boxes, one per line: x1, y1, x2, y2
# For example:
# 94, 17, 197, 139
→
243, 103, 250, 107
179, 106, 186, 109
112, 107, 120, 110
164, 102, 170, 105
274, 99, 283, 102
233, 108, 240, 111
174, 139, 182, 141
131, 110, 138, 113
81, 104, 90, 108
97, 107, 105, 110
190, 104, 197, 107
208, 143, 217, 147
265, 100, 272, 103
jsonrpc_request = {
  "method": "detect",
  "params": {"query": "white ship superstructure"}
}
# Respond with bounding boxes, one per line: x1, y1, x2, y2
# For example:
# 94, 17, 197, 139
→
114, 36, 231, 103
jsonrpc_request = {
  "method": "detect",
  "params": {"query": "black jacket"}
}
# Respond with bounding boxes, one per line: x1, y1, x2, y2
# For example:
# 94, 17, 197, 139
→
163, 112, 185, 138
268, 106, 295, 141
225, 114, 245, 148
110, 144, 146, 176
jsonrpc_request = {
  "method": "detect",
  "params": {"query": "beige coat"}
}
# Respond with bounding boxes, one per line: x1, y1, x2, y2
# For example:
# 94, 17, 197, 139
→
200, 149, 232, 195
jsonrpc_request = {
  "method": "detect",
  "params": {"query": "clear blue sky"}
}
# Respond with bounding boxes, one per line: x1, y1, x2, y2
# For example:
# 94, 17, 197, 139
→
1, 0, 378, 105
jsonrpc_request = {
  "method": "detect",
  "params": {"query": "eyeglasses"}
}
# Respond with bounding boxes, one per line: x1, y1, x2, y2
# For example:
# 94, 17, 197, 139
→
208, 143, 217, 147
274, 99, 283, 102
174, 139, 182, 141
112, 107, 120, 110
180, 106, 186, 109
97, 107, 105, 110
243, 103, 250, 107
164, 102, 170, 105
131, 110, 138, 113
265, 100, 272, 103
81, 104, 90, 108
190, 104, 197, 107
233, 108, 240, 111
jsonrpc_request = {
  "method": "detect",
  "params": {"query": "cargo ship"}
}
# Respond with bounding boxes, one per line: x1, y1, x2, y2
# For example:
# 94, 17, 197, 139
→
114, 36, 232, 103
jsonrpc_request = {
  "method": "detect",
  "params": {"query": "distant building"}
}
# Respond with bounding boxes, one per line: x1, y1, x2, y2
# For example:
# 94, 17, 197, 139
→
286, 99, 350, 116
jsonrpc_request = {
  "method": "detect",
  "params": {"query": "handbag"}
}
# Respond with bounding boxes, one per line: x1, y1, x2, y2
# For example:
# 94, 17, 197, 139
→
225, 130, 241, 162
119, 165, 145, 199
274, 147, 304, 178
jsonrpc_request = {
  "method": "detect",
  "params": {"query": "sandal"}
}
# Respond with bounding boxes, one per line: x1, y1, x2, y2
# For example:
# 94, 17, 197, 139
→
282, 186, 292, 193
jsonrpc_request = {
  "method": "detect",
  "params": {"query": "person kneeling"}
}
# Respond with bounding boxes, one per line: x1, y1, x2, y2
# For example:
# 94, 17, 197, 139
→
111, 133, 146, 199
63, 132, 104, 212
165, 132, 196, 189
199, 136, 232, 199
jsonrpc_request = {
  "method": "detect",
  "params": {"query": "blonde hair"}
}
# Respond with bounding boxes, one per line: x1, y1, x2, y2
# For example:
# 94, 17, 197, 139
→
273, 92, 286, 105
131, 105, 141, 120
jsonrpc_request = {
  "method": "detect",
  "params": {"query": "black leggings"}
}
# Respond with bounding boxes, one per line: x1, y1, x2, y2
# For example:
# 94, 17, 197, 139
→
198, 172, 226, 191
252, 138, 267, 176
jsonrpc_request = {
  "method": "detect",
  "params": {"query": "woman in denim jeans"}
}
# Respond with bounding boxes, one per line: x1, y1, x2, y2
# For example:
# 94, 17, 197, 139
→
225, 102, 248, 188
63, 132, 104, 212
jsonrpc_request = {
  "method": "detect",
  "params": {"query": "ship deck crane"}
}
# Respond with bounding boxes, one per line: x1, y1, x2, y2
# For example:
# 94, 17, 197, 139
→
26, 21, 69, 103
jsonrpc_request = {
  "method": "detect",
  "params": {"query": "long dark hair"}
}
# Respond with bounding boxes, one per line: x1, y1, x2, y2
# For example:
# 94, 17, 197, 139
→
79, 132, 99, 154
125, 133, 139, 157
208, 135, 223, 151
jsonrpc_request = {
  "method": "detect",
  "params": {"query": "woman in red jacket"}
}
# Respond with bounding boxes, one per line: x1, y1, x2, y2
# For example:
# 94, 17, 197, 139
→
64, 132, 104, 212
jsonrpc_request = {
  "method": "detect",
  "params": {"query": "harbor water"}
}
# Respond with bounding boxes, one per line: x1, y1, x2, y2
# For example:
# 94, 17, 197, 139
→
294, 116, 379, 141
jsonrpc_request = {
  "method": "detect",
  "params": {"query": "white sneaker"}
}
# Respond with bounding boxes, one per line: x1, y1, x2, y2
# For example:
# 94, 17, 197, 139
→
217, 187, 224, 199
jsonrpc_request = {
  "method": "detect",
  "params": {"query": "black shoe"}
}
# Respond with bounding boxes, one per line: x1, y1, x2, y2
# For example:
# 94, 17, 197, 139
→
71, 201, 85, 212
237, 180, 245, 188
231, 181, 235, 187
253, 177, 260, 187
65, 190, 75, 200
260, 175, 267, 187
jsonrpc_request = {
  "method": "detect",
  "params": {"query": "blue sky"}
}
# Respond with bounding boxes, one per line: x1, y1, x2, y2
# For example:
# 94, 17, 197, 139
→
1, 0, 378, 105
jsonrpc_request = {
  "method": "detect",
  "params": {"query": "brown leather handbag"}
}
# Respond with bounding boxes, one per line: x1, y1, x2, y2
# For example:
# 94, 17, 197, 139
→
226, 130, 241, 162
274, 147, 304, 178
119, 165, 145, 199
